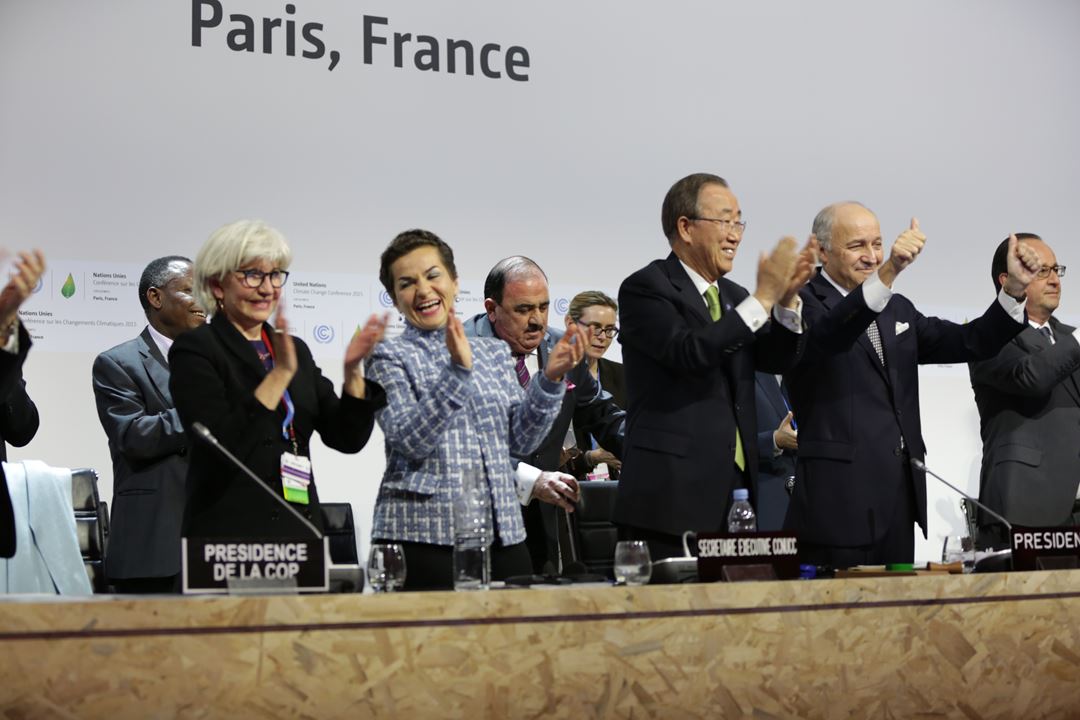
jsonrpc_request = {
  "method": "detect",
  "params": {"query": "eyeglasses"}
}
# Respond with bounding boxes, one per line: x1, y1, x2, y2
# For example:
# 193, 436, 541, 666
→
234, 269, 290, 288
1036, 265, 1066, 279
581, 322, 619, 339
690, 217, 748, 236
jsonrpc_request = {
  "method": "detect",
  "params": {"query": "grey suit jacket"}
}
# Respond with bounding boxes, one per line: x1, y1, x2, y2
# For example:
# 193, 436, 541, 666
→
92, 327, 189, 579
969, 316, 1080, 536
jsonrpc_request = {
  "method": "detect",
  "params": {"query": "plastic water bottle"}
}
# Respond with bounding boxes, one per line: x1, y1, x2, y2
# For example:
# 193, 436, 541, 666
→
727, 488, 757, 533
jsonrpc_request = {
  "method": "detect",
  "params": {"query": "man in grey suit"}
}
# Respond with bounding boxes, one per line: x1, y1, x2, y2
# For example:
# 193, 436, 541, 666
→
970, 234, 1080, 548
92, 256, 206, 592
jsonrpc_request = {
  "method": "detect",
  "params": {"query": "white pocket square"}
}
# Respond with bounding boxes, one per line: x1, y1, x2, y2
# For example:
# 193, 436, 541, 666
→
895, 321, 910, 335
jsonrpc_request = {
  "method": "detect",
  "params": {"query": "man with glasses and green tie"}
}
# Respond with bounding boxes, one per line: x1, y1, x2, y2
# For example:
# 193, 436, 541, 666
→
783, 203, 1041, 568
969, 233, 1080, 549
614, 173, 816, 560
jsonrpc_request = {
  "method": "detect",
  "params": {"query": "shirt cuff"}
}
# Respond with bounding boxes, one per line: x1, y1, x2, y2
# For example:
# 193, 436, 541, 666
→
862, 272, 893, 312
771, 296, 803, 334
514, 461, 542, 505
735, 296, 768, 332
996, 287, 1027, 322
534, 371, 565, 396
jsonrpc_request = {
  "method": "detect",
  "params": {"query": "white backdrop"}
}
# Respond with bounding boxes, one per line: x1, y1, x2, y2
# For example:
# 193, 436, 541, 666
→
2, 0, 1078, 563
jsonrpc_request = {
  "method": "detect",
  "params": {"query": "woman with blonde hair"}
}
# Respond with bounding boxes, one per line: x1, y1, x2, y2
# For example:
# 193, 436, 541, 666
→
170, 219, 387, 539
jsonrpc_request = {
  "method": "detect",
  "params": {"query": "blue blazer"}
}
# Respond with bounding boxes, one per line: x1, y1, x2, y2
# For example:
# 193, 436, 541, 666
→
366, 324, 564, 546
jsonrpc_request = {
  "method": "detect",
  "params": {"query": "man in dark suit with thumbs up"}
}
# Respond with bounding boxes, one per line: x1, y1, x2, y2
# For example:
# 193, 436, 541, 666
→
784, 203, 1041, 567
970, 234, 1080, 549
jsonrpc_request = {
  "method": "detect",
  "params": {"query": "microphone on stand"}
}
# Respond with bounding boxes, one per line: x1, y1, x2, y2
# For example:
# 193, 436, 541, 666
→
910, 457, 1013, 531
191, 422, 323, 539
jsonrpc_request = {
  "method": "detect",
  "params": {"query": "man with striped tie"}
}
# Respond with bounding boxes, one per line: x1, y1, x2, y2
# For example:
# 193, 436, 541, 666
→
614, 173, 815, 561
464, 256, 625, 573
784, 203, 1041, 567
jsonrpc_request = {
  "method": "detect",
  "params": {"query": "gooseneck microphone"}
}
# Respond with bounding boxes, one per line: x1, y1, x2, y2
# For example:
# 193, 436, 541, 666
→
192, 422, 323, 539
910, 457, 1013, 531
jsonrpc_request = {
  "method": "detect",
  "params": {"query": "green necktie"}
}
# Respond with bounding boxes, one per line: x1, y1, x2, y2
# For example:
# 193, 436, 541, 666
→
705, 286, 746, 472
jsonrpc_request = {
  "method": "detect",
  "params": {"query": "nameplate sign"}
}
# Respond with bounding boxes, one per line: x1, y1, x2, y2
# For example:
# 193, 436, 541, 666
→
1011, 526, 1080, 571
696, 532, 801, 582
182, 537, 329, 594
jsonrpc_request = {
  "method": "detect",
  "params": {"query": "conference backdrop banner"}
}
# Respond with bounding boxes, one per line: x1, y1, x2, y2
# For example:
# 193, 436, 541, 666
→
2, 0, 1078, 562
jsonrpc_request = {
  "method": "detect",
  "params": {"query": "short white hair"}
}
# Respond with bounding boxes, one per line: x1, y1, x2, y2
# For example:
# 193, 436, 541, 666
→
194, 220, 293, 315
812, 201, 870, 251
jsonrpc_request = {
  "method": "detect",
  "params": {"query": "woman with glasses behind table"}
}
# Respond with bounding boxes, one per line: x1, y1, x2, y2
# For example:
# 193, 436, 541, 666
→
565, 291, 625, 479
366, 229, 587, 589
170, 220, 388, 541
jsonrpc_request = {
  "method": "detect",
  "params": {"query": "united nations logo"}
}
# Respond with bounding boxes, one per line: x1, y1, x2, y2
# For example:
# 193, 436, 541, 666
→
313, 324, 335, 344
379, 291, 394, 308
554, 297, 569, 315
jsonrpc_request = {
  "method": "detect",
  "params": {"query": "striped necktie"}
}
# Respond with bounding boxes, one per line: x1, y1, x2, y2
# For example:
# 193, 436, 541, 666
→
704, 286, 746, 472
513, 354, 531, 388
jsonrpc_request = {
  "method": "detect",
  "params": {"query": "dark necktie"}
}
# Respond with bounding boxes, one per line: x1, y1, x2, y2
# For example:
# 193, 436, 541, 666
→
1038, 326, 1054, 344
514, 354, 531, 388
867, 320, 886, 367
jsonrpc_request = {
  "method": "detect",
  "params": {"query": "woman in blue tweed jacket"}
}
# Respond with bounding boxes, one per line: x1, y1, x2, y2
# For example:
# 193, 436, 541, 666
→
367, 229, 588, 589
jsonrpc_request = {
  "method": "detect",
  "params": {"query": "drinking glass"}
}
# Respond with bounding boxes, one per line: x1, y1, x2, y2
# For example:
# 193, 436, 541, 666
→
614, 540, 652, 585
368, 543, 407, 592
941, 535, 975, 573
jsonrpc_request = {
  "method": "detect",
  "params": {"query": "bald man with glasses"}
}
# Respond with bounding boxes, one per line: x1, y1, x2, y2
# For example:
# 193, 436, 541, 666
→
970, 233, 1080, 549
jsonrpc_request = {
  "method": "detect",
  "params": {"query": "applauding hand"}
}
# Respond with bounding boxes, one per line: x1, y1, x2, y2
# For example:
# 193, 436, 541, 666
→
543, 320, 588, 382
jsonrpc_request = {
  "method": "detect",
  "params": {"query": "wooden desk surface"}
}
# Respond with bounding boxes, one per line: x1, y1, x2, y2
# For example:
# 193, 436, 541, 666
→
2, 571, 1079, 718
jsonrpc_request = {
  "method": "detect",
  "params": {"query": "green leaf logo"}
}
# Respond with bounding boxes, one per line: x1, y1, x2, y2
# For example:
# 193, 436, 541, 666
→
61, 273, 76, 299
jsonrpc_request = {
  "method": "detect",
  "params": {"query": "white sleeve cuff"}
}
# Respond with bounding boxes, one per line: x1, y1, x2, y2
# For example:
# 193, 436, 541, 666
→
771, 296, 803, 334
862, 273, 893, 312
735, 296, 768, 332
996, 287, 1027, 322
514, 461, 542, 505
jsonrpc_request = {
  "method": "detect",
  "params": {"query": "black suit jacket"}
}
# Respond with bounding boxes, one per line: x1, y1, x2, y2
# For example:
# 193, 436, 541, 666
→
754, 372, 796, 531
0, 323, 38, 558
93, 327, 189, 579
614, 253, 803, 536
785, 271, 1024, 547
572, 357, 626, 478
969, 316, 1080, 536
169, 315, 385, 539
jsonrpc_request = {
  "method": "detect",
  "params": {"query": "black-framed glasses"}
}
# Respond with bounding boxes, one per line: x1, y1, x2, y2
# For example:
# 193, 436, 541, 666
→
689, 217, 748, 236
581, 322, 619, 339
1036, 264, 1066, 279
234, 269, 290, 288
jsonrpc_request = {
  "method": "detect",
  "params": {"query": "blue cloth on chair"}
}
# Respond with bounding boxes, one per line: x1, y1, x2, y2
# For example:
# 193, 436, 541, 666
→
0, 461, 92, 595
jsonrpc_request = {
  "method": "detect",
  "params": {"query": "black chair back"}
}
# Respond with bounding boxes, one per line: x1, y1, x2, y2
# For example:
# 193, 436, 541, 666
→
320, 502, 359, 565
568, 481, 619, 579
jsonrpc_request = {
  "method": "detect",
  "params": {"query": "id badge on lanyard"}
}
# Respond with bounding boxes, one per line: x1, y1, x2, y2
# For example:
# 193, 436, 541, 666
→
263, 328, 312, 505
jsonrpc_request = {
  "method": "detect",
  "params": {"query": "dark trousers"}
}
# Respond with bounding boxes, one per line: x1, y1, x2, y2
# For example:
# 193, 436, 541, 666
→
111, 574, 180, 594
373, 538, 533, 591
799, 475, 918, 568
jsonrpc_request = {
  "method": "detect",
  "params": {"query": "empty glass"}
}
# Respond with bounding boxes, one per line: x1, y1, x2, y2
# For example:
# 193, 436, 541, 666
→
941, 535, 975, 573
614, 540, 652, 585
368, 543, 407, 592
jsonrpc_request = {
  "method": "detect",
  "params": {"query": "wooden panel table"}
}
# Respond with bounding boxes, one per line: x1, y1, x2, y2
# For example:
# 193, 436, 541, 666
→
2, 571, 1079, 718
